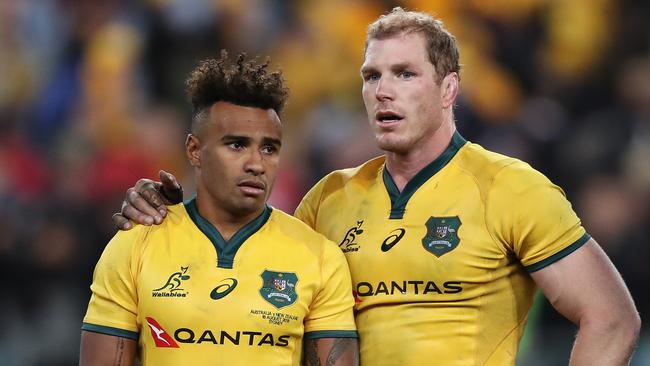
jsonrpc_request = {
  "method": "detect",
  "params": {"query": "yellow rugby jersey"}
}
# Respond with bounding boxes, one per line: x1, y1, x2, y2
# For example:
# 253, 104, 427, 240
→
295, 132, 589, 366
82, 198, 357, 366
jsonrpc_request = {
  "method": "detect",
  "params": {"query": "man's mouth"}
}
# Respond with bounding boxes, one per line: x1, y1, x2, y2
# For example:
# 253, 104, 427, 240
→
238, 180, 266, 196
375, 111, 404, 123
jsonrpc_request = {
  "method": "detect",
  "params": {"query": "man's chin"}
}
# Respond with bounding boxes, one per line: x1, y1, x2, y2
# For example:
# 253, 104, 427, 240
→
230, 197, 267, 217
376, 136, 409, 154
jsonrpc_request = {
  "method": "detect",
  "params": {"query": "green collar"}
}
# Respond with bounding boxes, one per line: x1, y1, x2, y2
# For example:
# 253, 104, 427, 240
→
383, 131, 467, 219
184, 197, 272, 269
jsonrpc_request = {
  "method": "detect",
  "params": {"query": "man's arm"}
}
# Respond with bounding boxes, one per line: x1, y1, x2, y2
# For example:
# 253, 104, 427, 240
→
530, 238, 641, 366
303, 338, 359, 366
112, 170, 183, 230
80, 331, 137, 366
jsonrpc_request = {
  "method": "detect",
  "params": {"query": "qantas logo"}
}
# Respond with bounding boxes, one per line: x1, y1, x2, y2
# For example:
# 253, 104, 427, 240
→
146, 317, 179, 348
143, 317, 291, 348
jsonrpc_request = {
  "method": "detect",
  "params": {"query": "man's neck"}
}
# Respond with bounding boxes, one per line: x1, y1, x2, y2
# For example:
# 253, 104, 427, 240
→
384, 121, 456, 191
194, 193, 263, 242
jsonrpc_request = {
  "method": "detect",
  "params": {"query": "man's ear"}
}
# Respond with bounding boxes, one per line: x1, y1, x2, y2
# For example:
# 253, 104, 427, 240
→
441, 72, 459, 109
186, 134, 201, 167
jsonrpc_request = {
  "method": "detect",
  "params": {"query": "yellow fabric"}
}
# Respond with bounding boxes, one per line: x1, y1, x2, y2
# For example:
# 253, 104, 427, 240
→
83, 202, 356, 365
295, 138, 586, 366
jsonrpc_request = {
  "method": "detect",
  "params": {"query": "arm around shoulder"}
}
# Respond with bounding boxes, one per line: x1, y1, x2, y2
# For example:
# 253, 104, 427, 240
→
530, 238, 641, 366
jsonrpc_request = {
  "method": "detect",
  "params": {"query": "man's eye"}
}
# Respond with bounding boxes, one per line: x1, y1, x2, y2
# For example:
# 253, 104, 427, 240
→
364, 74, 380, 82
228, 142, 244, 150
400, 71, 415, 79
262, 145, 278, 154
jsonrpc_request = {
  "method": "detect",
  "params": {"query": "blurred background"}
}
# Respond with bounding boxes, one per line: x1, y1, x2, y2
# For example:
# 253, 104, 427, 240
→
0, 0, 648, 364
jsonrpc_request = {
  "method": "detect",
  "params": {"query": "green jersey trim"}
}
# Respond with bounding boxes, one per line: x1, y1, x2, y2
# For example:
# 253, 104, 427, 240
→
184, 197, 272, 269
81, 322, 139, 340
383, 131, 467, 219
303, 330, 359, 340
525, 233, 591, 273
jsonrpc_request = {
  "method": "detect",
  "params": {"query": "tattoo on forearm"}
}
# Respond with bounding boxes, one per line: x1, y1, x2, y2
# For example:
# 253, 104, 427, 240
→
326, 338, 356, 366
305, 339, 321, 366
114, 337, 125, 366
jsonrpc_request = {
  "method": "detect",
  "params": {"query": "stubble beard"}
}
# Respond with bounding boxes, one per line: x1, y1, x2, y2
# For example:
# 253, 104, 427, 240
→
375, 132, 412, 155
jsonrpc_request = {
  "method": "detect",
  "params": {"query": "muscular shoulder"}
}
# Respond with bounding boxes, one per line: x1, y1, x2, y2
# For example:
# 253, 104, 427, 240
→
454, 142, 554, 198
296, 157, 384, 228
268, 209, 341, 258
309, 156, 384, 200
112, 202, 189, 251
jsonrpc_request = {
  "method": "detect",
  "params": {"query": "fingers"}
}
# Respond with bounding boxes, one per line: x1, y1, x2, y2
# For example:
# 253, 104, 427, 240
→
159, 170, 183, 204
123, 187, 162, 224
140, 184, 168, 217
112, 213, 133, 231
134, 177, 169, 217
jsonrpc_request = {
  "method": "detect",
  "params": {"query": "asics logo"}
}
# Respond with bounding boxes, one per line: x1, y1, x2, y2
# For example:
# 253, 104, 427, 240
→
211, 278, 238, 300
381, 228, 406, 252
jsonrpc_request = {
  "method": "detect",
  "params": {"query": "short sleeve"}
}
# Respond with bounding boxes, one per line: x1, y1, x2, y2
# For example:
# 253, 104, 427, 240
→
487, 162, 589, 273
303, 239, 357, 339
81, 227, 145, 340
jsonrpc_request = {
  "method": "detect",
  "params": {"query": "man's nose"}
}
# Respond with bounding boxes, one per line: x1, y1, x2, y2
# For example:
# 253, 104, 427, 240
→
375, 77, 394, 101
244, 150, 264, 175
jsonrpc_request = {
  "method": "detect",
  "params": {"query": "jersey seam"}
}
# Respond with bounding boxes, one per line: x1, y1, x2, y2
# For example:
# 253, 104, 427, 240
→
455, 161, 501, 364
481, 161, 521, 259
318, 238, 325, 309
131, 223, 152, 305
456, 160, 518, 259
316, 169, 346, 226
481, 309, 529, 364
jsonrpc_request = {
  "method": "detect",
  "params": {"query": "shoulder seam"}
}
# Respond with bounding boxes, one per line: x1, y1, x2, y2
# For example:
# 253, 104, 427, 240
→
129, 221, 155, 290
456, 160, 520, 258
484, 161, 522, 258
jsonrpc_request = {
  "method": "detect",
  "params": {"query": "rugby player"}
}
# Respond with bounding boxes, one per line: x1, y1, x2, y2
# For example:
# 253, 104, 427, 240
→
80, 52, 358, 366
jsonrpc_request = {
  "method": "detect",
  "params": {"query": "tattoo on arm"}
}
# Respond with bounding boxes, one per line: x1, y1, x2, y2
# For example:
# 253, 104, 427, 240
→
326, 338, 356, 366
305, 339, 321, 366
304, 338, 359, 366
114, 337, 125, 366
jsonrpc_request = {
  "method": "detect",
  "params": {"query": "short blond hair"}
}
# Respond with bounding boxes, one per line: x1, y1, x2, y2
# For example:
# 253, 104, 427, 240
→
366, 7, 460, 81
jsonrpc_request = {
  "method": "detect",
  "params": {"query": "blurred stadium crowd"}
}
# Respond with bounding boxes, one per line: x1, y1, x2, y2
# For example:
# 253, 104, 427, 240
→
0, 0, 648, 364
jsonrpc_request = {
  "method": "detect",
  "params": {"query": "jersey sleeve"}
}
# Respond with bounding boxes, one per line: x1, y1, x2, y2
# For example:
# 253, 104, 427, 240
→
487, 162, 590, 273
303, 239, 357, 339
81, 227, 146, 340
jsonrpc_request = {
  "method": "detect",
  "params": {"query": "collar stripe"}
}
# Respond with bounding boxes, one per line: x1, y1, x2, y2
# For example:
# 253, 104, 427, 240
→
184, 197, 272, 269
383, 131, 467, 219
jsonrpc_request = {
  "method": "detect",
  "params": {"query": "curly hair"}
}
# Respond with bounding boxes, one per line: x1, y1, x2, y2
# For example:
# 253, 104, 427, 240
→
366, 7, 460, 82
185, 50, 289, 120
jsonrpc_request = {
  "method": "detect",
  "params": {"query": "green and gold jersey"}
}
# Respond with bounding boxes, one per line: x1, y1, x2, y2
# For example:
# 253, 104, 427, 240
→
82, 198, 357, 366
295, 132, 589, 366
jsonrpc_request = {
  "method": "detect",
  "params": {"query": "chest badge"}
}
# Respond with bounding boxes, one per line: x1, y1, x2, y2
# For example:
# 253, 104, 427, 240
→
260, 270, 298, 309
422, 216, 462, 257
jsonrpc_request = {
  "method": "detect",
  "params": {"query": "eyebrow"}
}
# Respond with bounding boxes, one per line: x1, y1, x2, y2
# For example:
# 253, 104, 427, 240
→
361, 62, 415, 75
360, 65, 376, 75
390, 62, 413, 71
221, 135, 281, 147
262, 137, 282, 147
